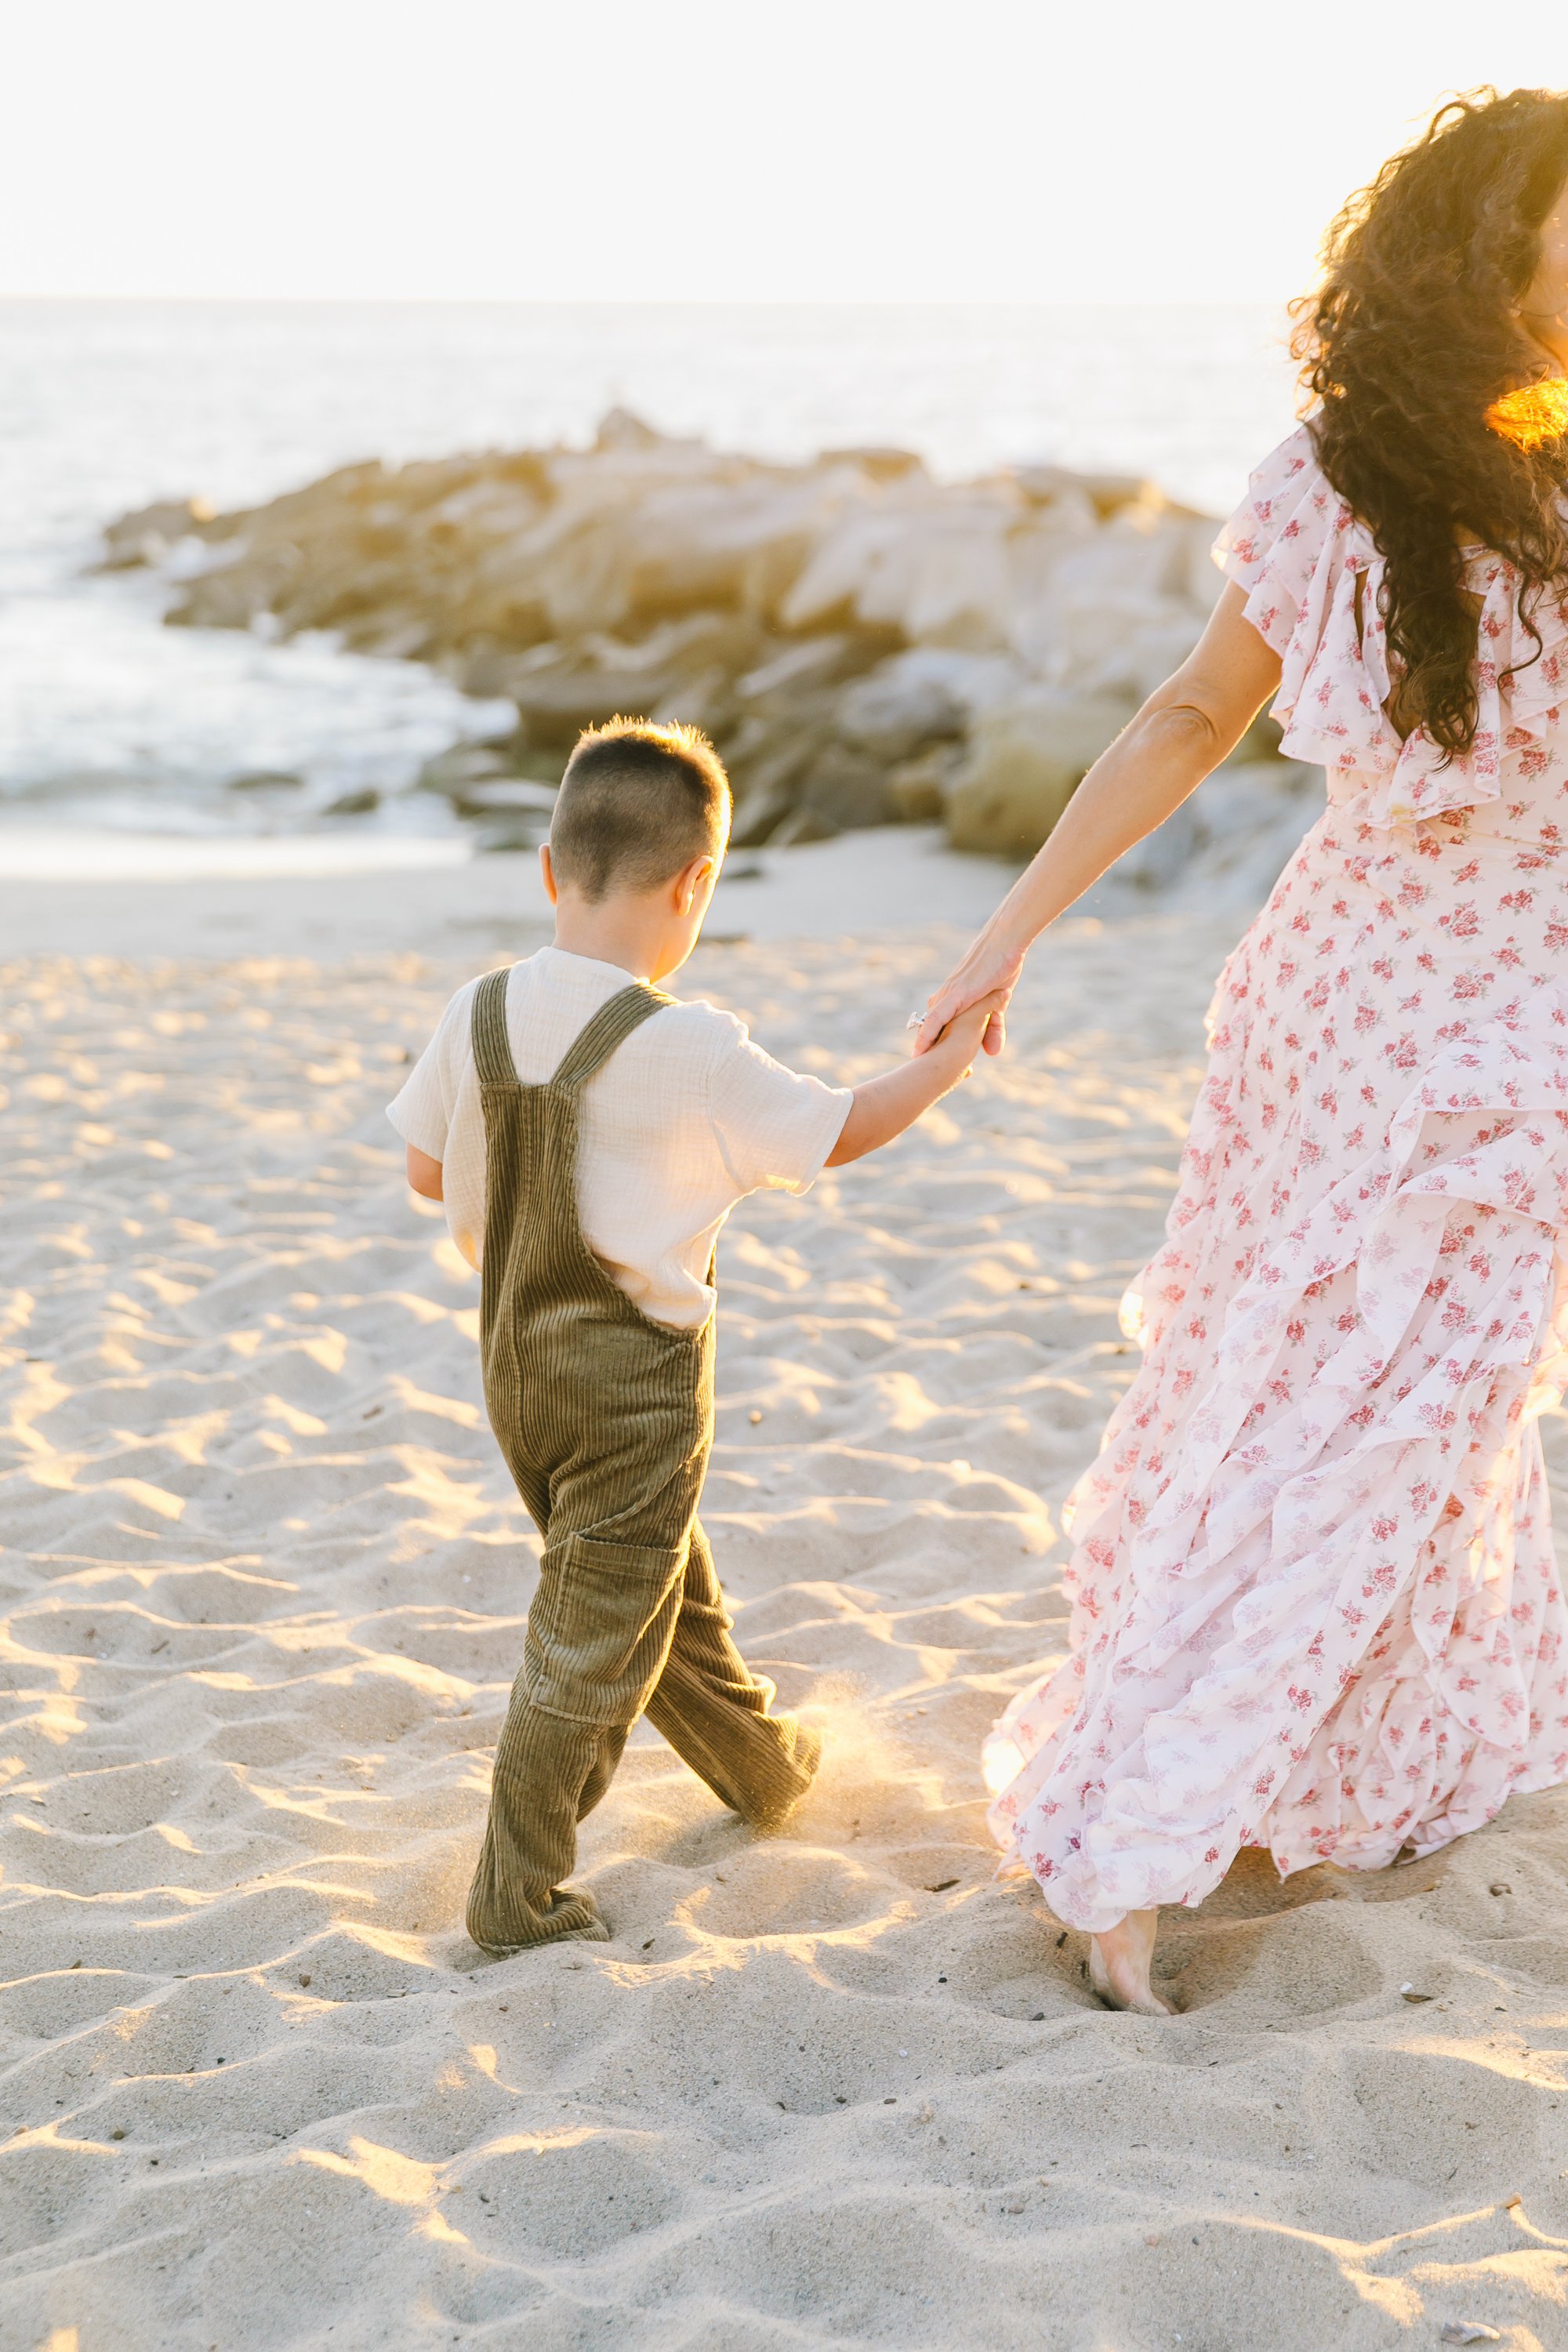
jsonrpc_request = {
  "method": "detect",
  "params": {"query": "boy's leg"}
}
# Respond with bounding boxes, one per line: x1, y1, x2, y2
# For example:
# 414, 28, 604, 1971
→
465, 1529, 688, 1954
644, 1520, 822, 1828
465, 1704, 626, 1952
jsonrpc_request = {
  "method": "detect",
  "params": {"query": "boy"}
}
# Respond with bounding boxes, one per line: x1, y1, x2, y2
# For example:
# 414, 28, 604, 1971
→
389, 717, 1000, 1952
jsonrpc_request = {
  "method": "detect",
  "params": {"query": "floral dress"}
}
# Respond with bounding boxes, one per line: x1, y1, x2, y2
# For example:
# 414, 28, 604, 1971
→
985, 424, 1568, 1933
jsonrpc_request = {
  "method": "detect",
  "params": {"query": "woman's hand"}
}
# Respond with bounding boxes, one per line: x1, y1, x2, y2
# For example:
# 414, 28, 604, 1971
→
913, 931, 1026, 1057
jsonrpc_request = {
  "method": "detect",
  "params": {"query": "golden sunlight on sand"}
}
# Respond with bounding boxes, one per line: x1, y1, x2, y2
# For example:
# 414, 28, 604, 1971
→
5, 911, 1568, 2346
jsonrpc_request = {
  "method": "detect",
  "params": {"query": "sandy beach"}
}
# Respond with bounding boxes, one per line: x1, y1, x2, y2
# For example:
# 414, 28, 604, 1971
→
6, 840, 1568, 2351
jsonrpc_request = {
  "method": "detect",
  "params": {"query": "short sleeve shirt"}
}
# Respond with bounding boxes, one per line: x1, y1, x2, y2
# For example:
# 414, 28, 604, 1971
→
387, 947, 851, 1328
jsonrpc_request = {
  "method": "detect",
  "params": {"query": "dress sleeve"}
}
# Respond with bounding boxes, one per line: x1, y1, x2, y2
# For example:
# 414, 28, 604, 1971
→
705, 1015, 852, 1198
1212, 426, 1473, 820
1212, 423, 1344, 656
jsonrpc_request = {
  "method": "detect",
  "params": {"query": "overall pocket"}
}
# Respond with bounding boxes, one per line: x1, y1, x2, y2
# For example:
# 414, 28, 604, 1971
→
524, 1532, 688, 1726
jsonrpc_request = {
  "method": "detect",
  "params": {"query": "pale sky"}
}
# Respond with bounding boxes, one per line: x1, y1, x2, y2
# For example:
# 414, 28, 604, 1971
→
2, 1, 1565, 306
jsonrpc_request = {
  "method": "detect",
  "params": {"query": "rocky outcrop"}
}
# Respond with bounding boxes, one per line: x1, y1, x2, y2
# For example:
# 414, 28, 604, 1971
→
104, 410, 1290, 859
99, 496, 218, 570
946, 691, 1138, 858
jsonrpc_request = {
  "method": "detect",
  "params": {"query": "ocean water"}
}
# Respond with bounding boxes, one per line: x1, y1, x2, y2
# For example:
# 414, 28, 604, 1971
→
0, 300, 1300, 873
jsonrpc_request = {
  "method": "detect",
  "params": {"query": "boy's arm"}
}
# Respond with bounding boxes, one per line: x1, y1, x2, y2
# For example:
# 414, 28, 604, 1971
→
406, 1144, 445, 1200
825, 993, 1004, 1167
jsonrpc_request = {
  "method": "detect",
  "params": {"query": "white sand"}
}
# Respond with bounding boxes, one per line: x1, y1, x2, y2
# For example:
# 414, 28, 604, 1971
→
5, 843, 1568, 2350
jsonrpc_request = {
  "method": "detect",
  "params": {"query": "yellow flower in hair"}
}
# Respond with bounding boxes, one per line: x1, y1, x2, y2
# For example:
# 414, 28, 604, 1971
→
1486, 377, 1568, 450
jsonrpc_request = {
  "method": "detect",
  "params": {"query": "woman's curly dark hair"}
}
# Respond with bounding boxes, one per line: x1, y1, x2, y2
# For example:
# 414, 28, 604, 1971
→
1291, 87, 1568, 754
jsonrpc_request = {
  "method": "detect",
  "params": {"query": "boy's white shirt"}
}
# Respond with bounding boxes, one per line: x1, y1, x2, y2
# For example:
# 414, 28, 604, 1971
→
387, 946, 852, 1330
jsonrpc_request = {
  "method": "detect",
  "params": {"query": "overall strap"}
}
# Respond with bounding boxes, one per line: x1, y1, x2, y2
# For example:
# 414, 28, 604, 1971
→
471, 966, 520, 1085
550, 983, 672, 1092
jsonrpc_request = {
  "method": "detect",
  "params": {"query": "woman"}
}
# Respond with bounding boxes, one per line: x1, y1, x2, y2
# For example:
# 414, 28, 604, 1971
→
916, 89, 1568, 2014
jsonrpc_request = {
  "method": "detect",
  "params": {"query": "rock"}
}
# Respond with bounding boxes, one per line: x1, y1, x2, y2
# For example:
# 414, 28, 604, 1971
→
887, 773, 946, 823
227, 768, 303, 792
475, 826, 546, 856
818, 446, 924, 482
416, 744, 517, 796
836, 648, 1014, 762
594, 406, 674, 452
769, 803, 842, 847
724, 645, 899, 837
797, 744, 899, 831
168, 544, 302, 631
887, 744, 964, 822
729, 768, 804, 850
472, 805, 556, 851
449, 779, 558, 818
1180, 514, 1231, 612
506, 651, 673, 746
654, 612, 771, 677
1030, 513, 1218, 699
480, 446, 833, 641
781, 481, 1027, 649
97, 496, 217, 570
167, 453, 550, 644
735, 634, 873, 704
338, 611, 436, 660
945, 692, 1134, 856
1235, 707, 1287, 764
499, 614, 774, 749
1089, 759, 1319, 913
325, 788, 379, 816
9, 766, 154, 803
725, 717, 833, 833
1011, 464, 1164, 520
1110, 799, 1203, 891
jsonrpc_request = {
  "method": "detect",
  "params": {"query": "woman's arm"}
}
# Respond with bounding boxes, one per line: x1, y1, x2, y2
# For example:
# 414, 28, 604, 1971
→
913, 579, 1284, 1055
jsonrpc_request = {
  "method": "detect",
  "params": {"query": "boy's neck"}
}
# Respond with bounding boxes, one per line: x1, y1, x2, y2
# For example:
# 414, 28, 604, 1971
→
551, 895, 677, 985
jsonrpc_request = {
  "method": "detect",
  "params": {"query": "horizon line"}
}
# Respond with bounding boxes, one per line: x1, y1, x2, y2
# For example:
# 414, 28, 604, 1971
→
0, 291, 1301, 314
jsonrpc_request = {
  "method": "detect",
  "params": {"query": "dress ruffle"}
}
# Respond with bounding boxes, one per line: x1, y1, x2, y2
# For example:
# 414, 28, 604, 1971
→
1214, 423, 1568, 829
985, 987, 1568, 1933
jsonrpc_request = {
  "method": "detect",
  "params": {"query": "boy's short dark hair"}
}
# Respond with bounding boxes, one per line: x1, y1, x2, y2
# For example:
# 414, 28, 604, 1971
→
550, 718, 731, 902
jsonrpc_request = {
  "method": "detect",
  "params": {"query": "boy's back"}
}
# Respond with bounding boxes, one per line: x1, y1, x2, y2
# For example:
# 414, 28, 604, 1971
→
390, 944, 849, 1330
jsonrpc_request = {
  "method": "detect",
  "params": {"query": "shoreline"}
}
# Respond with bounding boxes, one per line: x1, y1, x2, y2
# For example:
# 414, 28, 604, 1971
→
0, 826, 1026, 961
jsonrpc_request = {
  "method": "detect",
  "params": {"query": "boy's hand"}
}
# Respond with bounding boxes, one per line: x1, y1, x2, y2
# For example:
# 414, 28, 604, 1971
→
826, 990, 1007, 1167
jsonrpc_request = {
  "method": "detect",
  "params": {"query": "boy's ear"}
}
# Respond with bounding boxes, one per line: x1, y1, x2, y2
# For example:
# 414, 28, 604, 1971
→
673, 852, 716, 914
539, 843, 559, 906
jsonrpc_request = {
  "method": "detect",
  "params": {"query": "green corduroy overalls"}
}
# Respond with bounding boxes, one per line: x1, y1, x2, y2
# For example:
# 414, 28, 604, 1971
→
463, 965, 821, 1952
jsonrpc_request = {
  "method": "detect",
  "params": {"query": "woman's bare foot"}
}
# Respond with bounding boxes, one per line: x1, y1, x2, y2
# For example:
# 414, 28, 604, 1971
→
1087, 1909, 1173, 2015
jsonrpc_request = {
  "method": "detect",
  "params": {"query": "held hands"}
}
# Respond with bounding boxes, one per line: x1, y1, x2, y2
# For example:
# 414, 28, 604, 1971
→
913, 937, 1025, 1060
826, 988, 1010, 1166
916, 988, 1010, 1076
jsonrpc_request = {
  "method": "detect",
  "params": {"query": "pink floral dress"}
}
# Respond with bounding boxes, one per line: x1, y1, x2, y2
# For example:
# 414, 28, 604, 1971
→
985, 423, 1568, 1933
